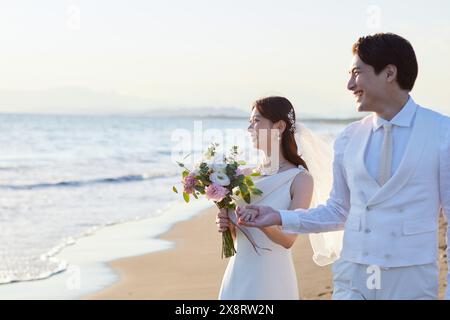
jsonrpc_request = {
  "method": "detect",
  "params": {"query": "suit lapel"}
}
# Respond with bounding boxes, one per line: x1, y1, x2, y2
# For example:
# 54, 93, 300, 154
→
367, 107, 429, 206
348, 116, 381, 202
356, 118, 380, 190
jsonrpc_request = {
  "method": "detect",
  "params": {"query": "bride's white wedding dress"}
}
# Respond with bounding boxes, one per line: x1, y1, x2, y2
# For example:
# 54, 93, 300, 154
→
218, 167, 305, 300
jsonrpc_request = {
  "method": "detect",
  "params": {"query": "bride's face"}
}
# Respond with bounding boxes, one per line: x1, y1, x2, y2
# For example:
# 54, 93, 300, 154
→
247, 109, 277, 152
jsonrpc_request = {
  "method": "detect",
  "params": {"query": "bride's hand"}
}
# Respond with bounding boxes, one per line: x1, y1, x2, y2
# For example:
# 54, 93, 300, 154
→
237, 205, 282, 228
236, 206, 258, 223
216, 208, 230, 232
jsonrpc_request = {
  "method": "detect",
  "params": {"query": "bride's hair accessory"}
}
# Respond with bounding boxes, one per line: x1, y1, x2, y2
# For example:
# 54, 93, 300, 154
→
287, 108, 296, 133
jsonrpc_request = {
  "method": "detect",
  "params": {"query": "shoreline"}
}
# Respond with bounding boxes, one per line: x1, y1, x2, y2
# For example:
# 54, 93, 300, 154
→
0, 199, 211, 299
85, 206, 334, 300
86, 210, 448, 300
1, 203, 446, 300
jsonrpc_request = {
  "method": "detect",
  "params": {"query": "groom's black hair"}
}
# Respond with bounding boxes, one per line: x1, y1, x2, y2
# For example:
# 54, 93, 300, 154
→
352, 33, 418, 91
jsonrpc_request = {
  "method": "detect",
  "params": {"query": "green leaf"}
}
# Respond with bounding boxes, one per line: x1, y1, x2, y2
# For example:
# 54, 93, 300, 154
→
193, 193, 198, 199
250, 187, 263, 196
237, 161, 246, 165
239, 184, 248, 195
172, 186, 178, 193
233, 175, 244, 185
182, 170, 189, 178
204, 143, 218, 159
183, 192, 190, 203
244, 176, 254, 186
250, 172, 261, 177
200, 178, 211, 186
243, 193, 251, 204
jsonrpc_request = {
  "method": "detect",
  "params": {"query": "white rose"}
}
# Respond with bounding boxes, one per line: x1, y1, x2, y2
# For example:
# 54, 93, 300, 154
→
209, 172, 230, 186
211, 163, 227, 174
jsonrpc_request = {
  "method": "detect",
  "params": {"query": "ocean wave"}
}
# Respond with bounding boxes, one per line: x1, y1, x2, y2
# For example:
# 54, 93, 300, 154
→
0, 219, 138, 285
0, 259, 68, 285
0, 165, 30, 171
0, 171, 178, 190
0, 228, 94, 284
0, 204, 173, 286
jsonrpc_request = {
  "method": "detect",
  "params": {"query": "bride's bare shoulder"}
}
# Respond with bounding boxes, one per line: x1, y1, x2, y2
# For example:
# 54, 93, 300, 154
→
290, 168, 314, 195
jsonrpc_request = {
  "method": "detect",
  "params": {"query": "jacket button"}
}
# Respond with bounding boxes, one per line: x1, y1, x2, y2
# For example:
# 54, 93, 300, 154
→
391, 232, 397, 237
363, 251, 369, 256
385, 254, 391, 259
364, 228, 371, 233
366, 206, 372, 211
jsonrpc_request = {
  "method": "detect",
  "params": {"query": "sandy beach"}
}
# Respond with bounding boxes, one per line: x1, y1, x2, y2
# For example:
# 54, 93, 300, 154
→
86, 206, 334, 300
85, 206, 448, 300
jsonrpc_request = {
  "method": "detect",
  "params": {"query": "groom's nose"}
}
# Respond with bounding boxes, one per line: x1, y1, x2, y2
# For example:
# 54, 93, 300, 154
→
347, 76, 356, 91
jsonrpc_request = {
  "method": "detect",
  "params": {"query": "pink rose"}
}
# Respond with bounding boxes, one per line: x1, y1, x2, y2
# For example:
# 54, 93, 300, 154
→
205, 183, 229, 202
183, 173, 198, 194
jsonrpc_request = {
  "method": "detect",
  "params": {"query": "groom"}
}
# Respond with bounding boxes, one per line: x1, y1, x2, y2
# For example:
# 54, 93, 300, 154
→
238, 33, 450, 300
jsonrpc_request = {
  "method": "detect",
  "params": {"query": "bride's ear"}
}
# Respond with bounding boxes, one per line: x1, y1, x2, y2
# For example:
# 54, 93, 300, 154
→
273, 120, 287, 134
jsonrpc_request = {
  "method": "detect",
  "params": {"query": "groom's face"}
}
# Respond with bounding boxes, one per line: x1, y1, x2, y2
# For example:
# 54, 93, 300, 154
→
347, 54, 386, 112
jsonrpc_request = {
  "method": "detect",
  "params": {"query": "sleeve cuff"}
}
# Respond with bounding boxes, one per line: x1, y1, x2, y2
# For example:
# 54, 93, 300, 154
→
280, 209, 307, 233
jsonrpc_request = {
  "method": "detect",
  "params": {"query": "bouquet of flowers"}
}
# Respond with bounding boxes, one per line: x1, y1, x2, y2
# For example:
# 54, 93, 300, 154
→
172, 143, 263, 258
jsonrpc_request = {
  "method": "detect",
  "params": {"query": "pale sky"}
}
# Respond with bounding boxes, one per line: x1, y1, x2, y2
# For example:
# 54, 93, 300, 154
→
0, 0, 449, 117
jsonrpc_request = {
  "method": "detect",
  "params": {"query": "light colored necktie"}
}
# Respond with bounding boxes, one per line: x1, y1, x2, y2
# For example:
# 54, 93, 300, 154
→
378, 123, 393, 186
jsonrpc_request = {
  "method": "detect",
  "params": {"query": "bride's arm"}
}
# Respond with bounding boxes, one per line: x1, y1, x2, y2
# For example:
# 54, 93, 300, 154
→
260, 172, 314, 249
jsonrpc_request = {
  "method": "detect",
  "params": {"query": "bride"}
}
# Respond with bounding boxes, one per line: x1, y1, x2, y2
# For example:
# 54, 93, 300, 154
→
216, 96, 344, 299
216, 96, 314, 300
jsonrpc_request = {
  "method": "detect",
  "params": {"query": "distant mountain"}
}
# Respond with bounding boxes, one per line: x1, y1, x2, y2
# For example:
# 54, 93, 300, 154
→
0, 86, 364, 121
0, 88, 250, 118
147, 107, 364, 122
147, 107, 249, 118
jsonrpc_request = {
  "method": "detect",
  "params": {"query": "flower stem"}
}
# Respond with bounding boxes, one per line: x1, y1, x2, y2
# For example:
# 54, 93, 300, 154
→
222, 229, 236, 258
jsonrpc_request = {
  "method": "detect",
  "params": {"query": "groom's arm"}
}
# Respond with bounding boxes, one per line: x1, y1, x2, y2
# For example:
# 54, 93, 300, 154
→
440, 117, 450, 300
280, 123, 356, 234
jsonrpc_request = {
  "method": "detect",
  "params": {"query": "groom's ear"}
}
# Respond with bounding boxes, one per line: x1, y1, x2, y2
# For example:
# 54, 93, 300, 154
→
384, 64, 398, 84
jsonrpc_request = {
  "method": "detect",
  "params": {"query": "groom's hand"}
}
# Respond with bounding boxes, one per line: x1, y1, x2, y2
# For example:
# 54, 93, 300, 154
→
236, 205, 282, 228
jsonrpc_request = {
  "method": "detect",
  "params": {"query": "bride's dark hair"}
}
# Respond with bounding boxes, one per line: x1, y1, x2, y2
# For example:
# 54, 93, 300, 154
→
252, 96, 308, 171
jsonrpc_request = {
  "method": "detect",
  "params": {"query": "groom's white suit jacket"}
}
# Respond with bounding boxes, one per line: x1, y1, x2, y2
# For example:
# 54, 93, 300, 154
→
280, 98, 450, 297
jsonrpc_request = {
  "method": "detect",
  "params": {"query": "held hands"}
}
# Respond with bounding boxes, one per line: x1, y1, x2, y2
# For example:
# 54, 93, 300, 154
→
236, 205, 282, 228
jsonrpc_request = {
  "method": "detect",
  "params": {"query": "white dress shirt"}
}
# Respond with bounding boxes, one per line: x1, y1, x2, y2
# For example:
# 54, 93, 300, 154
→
365, 97, 416, 181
